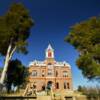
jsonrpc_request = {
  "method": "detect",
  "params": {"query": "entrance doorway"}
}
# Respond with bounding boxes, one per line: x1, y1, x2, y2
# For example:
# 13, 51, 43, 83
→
47, 81, 53, 90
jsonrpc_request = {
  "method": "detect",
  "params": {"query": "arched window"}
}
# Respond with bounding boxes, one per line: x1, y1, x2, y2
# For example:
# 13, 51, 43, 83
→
56, 82, 59, 89
42, 70, 45, 77
48, 70, 52, 75
64, 81, 67, 89
56, 71, 58, 77
63, 71, 68, 77
32, 70, 37, 76
67, 83, 70, 89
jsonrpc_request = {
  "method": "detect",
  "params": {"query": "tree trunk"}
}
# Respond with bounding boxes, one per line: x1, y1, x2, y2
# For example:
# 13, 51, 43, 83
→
0, 43, 12, 84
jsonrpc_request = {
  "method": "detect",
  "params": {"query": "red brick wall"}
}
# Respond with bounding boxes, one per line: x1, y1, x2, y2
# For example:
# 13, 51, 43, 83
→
28, 58, 73, 91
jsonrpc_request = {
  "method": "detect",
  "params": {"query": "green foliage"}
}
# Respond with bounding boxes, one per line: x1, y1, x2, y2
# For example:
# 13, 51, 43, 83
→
6, 59, 28, 92
77, 85, 83, 92
65, 17, 100, 80
76, 53, 100, 79
0, 3, 34, 56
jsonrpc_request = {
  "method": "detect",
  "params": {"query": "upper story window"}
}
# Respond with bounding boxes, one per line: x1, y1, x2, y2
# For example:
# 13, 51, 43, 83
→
56, 71, 58, 77
63, 71, 68, 77
42, 70, 45, 77
48, 69, 52, 76
32, 70, 37, 76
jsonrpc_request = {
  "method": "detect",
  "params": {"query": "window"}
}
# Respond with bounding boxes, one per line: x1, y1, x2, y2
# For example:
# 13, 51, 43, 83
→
48, 65, 53, 76
48, 70, 52, 75
64, 81, 70, 89
56, 71, 58, 77
56, 82, 59, 89
42, 70, 45, 77
63, 71, 68, 77
67, 83, 70, 89
32, 70, 37, 76
64, 81, 67, 89
48, 69, 52, 75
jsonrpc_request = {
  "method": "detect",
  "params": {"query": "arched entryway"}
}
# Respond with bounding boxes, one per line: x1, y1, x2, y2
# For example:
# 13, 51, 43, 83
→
47, 81, 53, 90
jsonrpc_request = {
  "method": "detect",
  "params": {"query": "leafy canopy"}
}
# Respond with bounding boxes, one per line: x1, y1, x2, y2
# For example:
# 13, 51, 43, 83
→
6, 59, 28, 92
65, 17, 100, 80
0, 3, 34, 56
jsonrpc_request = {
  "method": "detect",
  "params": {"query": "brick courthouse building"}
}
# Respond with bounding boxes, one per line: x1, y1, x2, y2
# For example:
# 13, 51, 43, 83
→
28, 44, 73, 91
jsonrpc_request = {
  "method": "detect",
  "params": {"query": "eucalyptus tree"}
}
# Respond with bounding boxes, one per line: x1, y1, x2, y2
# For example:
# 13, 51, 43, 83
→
0, 3, 34, 84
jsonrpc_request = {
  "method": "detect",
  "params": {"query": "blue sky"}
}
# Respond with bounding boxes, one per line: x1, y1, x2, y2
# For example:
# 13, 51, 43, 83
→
0, 0, 100, 89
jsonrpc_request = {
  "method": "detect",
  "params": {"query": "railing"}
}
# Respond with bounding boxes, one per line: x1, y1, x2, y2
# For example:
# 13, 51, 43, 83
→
0, 96, 37, 100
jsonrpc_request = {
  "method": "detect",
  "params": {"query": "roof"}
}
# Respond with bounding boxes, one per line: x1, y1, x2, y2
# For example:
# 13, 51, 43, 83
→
29, 60, 71, 68
46, 44, 54, 51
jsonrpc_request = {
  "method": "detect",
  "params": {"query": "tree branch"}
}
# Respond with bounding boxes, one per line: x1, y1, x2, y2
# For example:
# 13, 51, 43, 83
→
9, 46, 17, 60
0, 43, 12, 84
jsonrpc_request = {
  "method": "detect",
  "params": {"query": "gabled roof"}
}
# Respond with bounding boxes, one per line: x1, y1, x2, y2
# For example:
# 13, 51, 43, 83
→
46, 44, 54, 51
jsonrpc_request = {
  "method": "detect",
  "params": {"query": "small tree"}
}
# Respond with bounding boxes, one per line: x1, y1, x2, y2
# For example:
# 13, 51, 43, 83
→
6, 59, 28, 93
78, 85, 100, 99
0, 3, 34, 84
77, 85, 83, 92
65, 17, 100, 80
